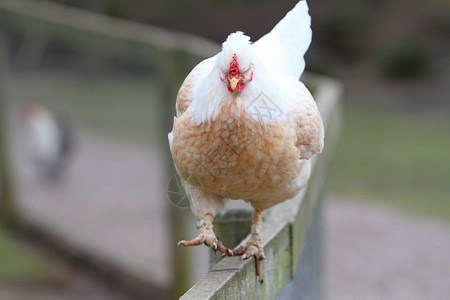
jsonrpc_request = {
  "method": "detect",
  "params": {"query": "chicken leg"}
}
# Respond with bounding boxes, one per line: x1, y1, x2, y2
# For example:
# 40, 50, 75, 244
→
232, 211, 265, 282
178, 213, 233, 255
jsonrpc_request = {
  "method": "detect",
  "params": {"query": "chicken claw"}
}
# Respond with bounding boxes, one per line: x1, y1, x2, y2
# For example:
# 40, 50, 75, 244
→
232, 211, 265, 283
233, 242, 265, 283
178, 214, 233, 255
178, 231, 233, 255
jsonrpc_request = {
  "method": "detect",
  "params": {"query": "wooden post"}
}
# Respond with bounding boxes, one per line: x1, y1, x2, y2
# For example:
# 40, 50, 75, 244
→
209, 210, 252, 268
158, 49, 194, 298
0, 30, 15, 224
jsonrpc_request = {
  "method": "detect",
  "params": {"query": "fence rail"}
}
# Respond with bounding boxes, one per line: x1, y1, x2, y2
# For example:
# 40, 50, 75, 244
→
0, 0, 219, 58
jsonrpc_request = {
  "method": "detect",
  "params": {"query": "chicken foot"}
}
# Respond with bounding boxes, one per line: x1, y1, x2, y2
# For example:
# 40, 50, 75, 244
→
178, 213, 233, 256
232, 211, 265, 283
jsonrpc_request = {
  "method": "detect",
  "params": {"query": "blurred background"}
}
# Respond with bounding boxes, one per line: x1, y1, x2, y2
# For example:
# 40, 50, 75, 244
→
0, 0, 449, 299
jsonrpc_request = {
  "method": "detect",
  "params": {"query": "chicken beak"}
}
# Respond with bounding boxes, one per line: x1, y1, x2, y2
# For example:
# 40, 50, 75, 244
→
228, 76, 241, 91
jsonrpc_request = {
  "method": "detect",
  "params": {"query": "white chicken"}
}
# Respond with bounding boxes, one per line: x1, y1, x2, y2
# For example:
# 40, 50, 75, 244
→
169, 0, 323, 281
21, 104, 73, 182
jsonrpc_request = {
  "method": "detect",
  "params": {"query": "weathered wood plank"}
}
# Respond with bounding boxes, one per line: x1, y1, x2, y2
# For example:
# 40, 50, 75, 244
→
183, 223, 292, 300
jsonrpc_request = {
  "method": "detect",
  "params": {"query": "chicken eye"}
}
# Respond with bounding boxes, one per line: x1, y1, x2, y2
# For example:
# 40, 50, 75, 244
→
219, 71, 227, 82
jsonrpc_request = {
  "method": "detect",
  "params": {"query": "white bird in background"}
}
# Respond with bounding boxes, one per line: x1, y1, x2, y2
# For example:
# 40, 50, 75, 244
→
169, 0, 323, 281
20, 104, 74, 182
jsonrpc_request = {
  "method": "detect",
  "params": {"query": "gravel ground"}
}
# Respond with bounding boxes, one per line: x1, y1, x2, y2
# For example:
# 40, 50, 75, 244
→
11, 132, 171, 288
325, 199, 450, 300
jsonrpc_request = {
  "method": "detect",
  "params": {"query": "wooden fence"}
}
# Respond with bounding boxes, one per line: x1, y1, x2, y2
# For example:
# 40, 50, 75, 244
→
0, 0, 342, 299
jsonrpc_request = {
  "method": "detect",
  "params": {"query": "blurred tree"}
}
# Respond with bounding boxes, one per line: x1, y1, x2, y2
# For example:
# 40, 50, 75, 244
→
104, 0, 127, 18
376, 38, 432, 79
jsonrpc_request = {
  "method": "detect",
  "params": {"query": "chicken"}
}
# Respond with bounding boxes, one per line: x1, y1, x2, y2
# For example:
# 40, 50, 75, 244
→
168, 0, 323, 282
21, 104, 73, 182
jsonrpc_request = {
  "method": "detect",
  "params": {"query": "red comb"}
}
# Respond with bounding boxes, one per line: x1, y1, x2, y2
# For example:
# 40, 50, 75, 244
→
229, 54, 240, 77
